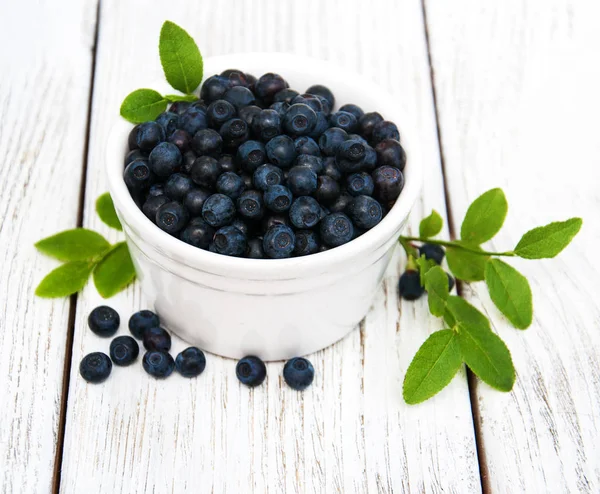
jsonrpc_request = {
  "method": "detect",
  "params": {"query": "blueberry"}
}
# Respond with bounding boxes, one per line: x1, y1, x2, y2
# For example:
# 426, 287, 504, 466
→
261, 214, 291, 234
143, 351, 175, 379
347, 133, 369, 145
329, 193, 353, 213
245, 72, 257, 90
143, 326, 171, 352
176, 347, 206, 378
236, 356, 267, 386
339, 104, 364, 121
238, 105, 262, 127
224, 86, 256, 110
329, 111, 358, 133
246, 238, 265, 258
191, 129, 223, 157
219, 118, 249, 148
264, 185, 293, 213
221, 69, 252, 88
273, 88, 299, 104
399, 270, 424, 300
320, 213, 354, 247
182, 150, 198, 173
375, 139, 406, 170
184, 187, 211, 216
213, 225, 247, 256
358, 112, 384, 139
142, 195, 169, 221
287, 166, 318, 196
202, 193, 236, 227
124, 159, 154, 191
231, 218, 252, 237
372, 120, 400, 144
295, 154, 323, 175
252, 109, 281, 141
361, 146, 378, 171
136, 121, 165, 151
155, 111, 179, 137
110, 335, 139, 366
293, 230, 320, 256
294, 136, 321, 156
372, 166, 405, 202
236, 140, 266, 173
215, 171, 245, 200
180, 217, 215, 249
169, 100, 192, 115
168, 129, 192, 153
165, 173, 194, 201
447, 273, 455, 291
240, 173, 254, 190
263, 225, 295, 259
237, 190, 265, 221
149, 142, 182, 177
291, 93, 323, 113
337, 139, 366, 163
270, 101, 290, 118
305, 84, 335, 109
79, 352, 112, 383
346, 172, 374, 197
156, 201, 190, 234
148, 183, 165, 197
125, 149, 147, 167
88, 306, 120, 337
323, 157, 342, 181
283, 357, 315, 390
346, 195, 383, 229
314, 175, 341, 205
191, 156, 223, 189
200, 75, 230, 102
289, 196, 323, 229
128, 310, 160, 339
128, 124, 140, 150
283, 104, 317, 136
218, 154, 237, 174
207, 99, 237, 127
180, 107, 209, 136
265, 135, 296, 168
319, 127, 348, 156
255, 73, 288, 105
253, 164, 284, 191
419, 243, 445, 265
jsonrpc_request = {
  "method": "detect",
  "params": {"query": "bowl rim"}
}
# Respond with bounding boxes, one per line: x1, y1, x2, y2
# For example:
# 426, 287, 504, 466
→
106, 52, 422, 279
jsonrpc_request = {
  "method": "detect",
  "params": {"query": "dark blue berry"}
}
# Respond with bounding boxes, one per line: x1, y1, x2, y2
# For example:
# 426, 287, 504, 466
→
236, 356, 267, 387
255, 73, 288, 105
372, 120, 400, 144
125, 149, 147, 167
329, 193, 352, 213
372, 166, 405, 202
124, 159, 154, 191
339, 104, 364, 121
314, 175, 341, 205
295, 154, 323, 175
399, 270, 424, 300
136, 121, 165, 151
346, 195, 383, 230
216, 172, 246, 200
252, 109, 281, 141
148, 184, 164, 197
191, 129, 223, 157
237, 190, 265, 220
184, 188, 211, 216
202, 193, 236, 227
207, 99, 236, 127
180, 217, 215, 249
283, 357, 315, 390
346, 172, 374, 197
168, 129, 192, 153
128, 124, 140, 150
375, 139, 406, 170
231, 218, 252, 237
329, 111, 358, 133
336, 139, 366, 164
149, 142, 182, 177
245, 72, 257, 90
165, 173, 194, 201
169, 100, 192, 114
238, 105, 262, 127
143, 351, 175, 379
219, 118, 249, 148
447, 273, 455, 291
265, 135, 296, 168
128, 310, 160, 339
319, 127, 348, 156
236, 140, 266, 173
246, 238, 265, 258
289, 196, 323, 229
80, 352, 112, 383
88, 306, 120, 337
358, 112, 383, 139
273, 88, 299, 104
176, 347, 206, 378
110, 335, 139, 366
156, 201, 189, 234
309, 111, 330, 138
155, 111, 179, 137
213, 225, 247, 256
220, 69, 252, 88
293, 230, 320, 256
419, 243, 445, 265
283, 104, 317, 136
270, 101, 290, 117
143, 195, 169, 221
261, 214, 291, 234
323, 157, 342, 181
200, 75, 230, 102
361, 146, 378, 171
224, 85, 256, 110
264, 185, 293, 213
240, 173, 254, 190
218, 154, 237, 173
291, 93, 323, 113
180, 107, 209, 136
263, 224, 295, 258
305, 84, 335, 109
253, 164, 284, 191
182, 150, 197, 173
320, 213, 354, 247
191, 156, 222, 189
287, 166, 318, 196
143, 326, 171, 352
294, 136, 321, 156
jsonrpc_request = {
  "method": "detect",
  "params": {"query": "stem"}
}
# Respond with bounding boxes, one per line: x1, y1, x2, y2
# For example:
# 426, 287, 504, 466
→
400, 236, 515, 257
399, 237, 419, 259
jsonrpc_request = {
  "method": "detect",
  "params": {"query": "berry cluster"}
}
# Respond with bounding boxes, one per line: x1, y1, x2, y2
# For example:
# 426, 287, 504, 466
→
398, 243, 455, 300
124, 70, 406, 258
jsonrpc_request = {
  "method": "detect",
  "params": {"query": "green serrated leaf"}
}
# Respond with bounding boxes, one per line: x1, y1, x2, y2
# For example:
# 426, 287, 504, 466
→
416, 255, 436, 286
446, 243, 489, 281
165, 94, 198, 103
443, 295, 491, 331
419, 210, 443, 238
485, 259, 532, 329
35, 229, 110, 262
120, 89, 168, 124
460, 188, 508, 244
93, 242, 136, 298
96, 193, 122, 231
403, 329, 462, 404
457, 323, 515, 391
35, 261, 94, 298
425, 266, 449, 317
514, 218, 582, 259
159, 21, 203, 94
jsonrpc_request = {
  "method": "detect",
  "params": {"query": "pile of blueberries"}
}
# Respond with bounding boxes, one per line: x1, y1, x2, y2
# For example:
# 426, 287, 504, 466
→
124, 70, 406, 258
398, 243, 455, 300
79, 306, 315, 391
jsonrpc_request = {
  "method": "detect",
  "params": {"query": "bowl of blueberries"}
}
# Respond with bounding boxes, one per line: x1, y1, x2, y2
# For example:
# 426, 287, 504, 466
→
107, 53, 421, 360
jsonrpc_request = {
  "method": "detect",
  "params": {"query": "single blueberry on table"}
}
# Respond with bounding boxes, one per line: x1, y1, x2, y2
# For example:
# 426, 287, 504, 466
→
168, 129, 192, 153
329, 111, 358, 133
283, 357, 315, 391
289, 196, 323, 229
238, 105, 262, 127
224, 85, 256, 110
169, 100, 192, 115
320, 212, 354, 247
191, 156, 223, 189
184, 187, 211, 216
265, 135, 296, 168
371, 120, 400, 144
263, 224, 295, 259
200, 75, 230, 102
216, 172, 246, 200
79, 352, 112, 383
358, 112, 384, 139
155, 111, 179, 137
375, 139, 406, 171
165, 173, 194, 201
399, 270, 424, 301
287, 166, 318, 196
314, 175, 341, 205
264, 185, 293, 213
213, 225, 247, 257
253, 164, 284, 191
254, 73, 288, 105
149, 142, 182, 178
346, 195, 383, 230
125, 149, 147, 167
88, 306, 120, 337
305, 84, 335, 109
372, 166, 405, 202
180, 217, 215, 250
142, 195, 169, 221
283, 103, 317, 136
339, 103, 364, 121
273, 88, 299, 104
191, 128, 223, 157
291, 93, 323, 113
156, 201, 189, 234
180, 107, 209, 136
419, 243, 445, 265
236, 140, 266, 174
246, 238, 265, 259
252, 109, 281, 141
293, 230, 320, 256
346, 172, 374, 197
237, 190, 265, 221
219, 118, 250, 148
128, 310, 160, 339
136, 121, 165, 151
236, 356, 267, 387
202, 193, 236, 227
110, 335, 139, 366
143, 351, 175, 379
124, 159, 154, 191
143, 326, 172, 352
207, 99, 236, 127
176, 347, 207, 378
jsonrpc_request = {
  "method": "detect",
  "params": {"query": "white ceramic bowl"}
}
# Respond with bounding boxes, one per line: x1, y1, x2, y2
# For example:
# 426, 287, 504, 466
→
107, 53, 422, 361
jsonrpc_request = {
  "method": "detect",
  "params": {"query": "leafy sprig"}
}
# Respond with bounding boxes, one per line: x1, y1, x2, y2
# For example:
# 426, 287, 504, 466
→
401, 188, 582, 404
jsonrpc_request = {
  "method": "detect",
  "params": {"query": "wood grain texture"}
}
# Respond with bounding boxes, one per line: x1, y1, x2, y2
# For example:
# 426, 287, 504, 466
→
0, 1, 98, 493
425, 0, 600, 492
59, 0, 480, 492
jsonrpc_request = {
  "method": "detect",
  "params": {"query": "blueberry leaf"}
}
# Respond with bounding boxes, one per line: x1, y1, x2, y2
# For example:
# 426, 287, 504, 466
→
164, 94, 197, 103
403, 329, 462, 404
96, 193, 122, 231
419, 209, 443, 238
35, 229, 110, 262
485, 259, 533, 329
159, 21, 203, 94
446, 242, 489, 281
514, 218, 582, 259
35, 261, 94, 298
416, 255, 436, 286
443, 295, 491, 331
424, 266, 450, 317
120, 89, 168, 124
93, 242, 136, 298
460, 188, 508, 244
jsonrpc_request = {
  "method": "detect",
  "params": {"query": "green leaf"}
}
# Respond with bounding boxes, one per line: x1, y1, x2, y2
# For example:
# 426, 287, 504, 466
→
457, 323, 515, 391
93, 242, 136, 298
159, 21, 203, 94
95, 193, 122, 231
403, 329, 462, 404
460, 188, 508, 244
416, 255, 436, 286
35, 261, 94, 298
514, 218, 582, 259
120, 89, 168, 124
419, 210, 443, 238
164, 94, 198, 103
425, 266, 450, 317
443, 295, 491, 331
35, 229, 110, 262
446, 243, 489, 281
485, 259, 533, 329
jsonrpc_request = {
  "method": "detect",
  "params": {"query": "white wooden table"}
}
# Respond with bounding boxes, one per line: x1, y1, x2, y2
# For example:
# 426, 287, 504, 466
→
1, 0, 599, 492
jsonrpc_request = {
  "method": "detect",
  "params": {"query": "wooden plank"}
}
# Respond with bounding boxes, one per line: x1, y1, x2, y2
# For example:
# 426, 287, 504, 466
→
59, 0, 480, 491
425, 0, 600, 491
0, 1, 98, 493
